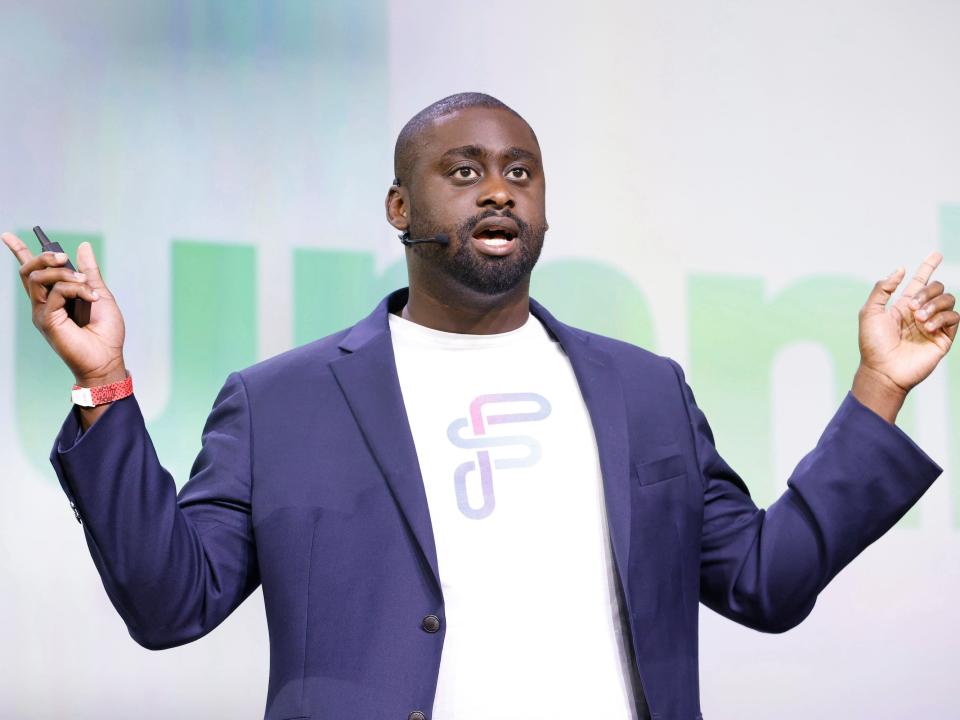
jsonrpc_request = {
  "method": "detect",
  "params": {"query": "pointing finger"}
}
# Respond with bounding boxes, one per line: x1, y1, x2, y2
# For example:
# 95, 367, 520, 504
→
903, 251, 943, 298
2, 232, 35, 266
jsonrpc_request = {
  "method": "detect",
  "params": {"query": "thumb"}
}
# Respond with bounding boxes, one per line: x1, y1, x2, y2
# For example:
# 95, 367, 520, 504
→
75, 242, 110, 294
862, 267, 905, 315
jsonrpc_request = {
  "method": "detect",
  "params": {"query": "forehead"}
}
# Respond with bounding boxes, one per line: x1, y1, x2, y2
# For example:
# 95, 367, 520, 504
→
420, 107, 540, 161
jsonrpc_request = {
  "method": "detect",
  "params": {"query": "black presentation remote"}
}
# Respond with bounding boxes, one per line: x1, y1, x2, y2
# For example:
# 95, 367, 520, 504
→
33, 225, 91, 327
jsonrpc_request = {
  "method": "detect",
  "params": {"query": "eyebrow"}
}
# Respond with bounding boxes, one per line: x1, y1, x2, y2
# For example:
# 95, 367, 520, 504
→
438, 144, 541, 166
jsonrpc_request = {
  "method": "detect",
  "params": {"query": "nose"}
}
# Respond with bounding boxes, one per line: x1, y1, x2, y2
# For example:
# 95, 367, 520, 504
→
477, 174, 515, 210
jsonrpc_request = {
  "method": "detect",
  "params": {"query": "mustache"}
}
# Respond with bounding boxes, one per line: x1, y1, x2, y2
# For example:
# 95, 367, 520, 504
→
459, 208, 530, 237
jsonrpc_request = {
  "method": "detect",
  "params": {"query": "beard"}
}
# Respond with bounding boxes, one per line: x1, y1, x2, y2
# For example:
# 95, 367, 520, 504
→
409, 209, 546, 295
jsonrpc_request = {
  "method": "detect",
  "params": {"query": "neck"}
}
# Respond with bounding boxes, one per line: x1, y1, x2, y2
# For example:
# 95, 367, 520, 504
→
401, 278, 530, 334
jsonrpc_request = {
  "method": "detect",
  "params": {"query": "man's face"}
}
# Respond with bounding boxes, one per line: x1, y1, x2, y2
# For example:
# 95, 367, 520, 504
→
402, 107, 548, 295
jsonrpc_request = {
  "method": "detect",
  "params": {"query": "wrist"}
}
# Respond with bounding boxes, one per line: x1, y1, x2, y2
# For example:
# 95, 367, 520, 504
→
72, 366, 130, 431
851, 364, 907, 424
74, 362, 127, 388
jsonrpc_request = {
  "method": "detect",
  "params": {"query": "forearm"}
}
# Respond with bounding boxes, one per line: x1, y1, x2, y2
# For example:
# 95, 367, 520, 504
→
700, 393, 940, 631
50, 380, 258, 648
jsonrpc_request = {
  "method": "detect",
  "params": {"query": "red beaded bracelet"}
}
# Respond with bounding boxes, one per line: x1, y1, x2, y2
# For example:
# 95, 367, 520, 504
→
71, 374, 134, 407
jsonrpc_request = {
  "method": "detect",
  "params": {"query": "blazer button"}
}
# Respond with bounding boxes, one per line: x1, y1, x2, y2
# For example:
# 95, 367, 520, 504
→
421, 615, 441, 633
408, 712, 426, 720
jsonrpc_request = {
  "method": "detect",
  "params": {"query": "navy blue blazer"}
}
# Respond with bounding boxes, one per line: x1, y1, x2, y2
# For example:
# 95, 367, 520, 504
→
50, 288, 941, 720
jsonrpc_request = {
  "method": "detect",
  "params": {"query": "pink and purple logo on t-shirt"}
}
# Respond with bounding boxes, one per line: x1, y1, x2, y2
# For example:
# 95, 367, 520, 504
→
446, 393, 552, 519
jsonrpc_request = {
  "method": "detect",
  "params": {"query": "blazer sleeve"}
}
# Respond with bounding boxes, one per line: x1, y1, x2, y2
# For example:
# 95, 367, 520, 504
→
49, 372, 260, 650
668, 360, 943, 633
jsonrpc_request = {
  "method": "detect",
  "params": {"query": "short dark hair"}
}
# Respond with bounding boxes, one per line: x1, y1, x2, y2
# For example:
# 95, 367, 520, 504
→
393, 92, 531, 186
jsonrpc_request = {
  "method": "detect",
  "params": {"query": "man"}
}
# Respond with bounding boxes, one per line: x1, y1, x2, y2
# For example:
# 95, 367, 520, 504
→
3, 92, 957, 719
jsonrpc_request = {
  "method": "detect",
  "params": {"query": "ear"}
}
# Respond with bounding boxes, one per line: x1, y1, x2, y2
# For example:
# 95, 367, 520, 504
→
385, 184, 410, 233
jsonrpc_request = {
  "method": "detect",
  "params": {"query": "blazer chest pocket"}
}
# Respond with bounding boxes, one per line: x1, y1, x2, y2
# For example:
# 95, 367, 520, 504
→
634, 452, 687, 487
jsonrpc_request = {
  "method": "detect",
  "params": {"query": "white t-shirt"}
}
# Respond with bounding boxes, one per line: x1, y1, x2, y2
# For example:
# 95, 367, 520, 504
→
389, 311, 639, 719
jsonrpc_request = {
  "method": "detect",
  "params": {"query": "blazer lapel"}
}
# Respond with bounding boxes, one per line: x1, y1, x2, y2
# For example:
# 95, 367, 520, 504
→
329, 291, 441, 594
530, 298, 633, 584
327, 290, 632, 598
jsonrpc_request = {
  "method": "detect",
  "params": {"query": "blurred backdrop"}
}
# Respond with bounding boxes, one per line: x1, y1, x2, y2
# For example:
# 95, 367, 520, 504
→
1, 1, 958, 717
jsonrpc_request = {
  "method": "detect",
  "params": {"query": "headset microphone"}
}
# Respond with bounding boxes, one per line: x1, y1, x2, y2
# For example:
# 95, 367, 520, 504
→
399, 232, 450, 247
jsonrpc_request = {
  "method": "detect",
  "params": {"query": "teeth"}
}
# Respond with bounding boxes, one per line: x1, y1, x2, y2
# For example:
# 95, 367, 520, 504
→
482, 238, 510, 247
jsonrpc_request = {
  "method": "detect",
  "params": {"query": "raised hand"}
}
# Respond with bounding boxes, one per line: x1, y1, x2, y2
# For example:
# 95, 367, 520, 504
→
2, 231, 127, 391
854, 251, 958, 422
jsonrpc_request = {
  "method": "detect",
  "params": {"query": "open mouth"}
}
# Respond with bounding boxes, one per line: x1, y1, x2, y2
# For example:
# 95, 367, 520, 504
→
474, 227, 516, 247
470, 217, 520, 255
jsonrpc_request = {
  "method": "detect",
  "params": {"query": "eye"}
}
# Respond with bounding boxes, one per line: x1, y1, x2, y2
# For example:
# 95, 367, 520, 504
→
451, 166, 480, 180
507, 167, 531, 180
